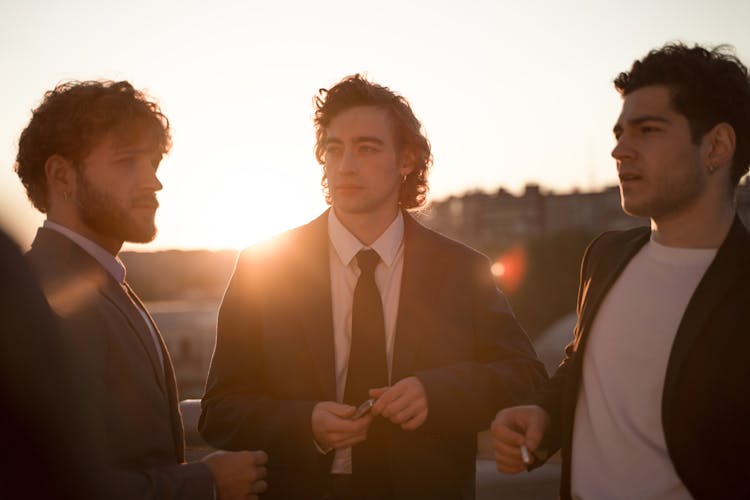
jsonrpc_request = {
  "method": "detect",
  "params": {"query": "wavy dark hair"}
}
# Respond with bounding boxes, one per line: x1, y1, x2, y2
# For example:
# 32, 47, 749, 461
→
15, 80, 171, 212
313, 74, 432, 209
614, 43, 750, 187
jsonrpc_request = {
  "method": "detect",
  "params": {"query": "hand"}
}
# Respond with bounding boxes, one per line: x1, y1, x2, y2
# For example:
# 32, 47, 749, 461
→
491, 405, 550, 474
370, 376, 428, 431
311, 401, 373, 450
201, 449, 268, 500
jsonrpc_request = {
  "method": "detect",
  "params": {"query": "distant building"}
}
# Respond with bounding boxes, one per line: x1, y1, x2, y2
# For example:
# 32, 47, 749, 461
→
422, 180, 750, 249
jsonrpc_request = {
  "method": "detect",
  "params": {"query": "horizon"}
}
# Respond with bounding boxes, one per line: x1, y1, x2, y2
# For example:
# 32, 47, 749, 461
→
2, 0, 749, 250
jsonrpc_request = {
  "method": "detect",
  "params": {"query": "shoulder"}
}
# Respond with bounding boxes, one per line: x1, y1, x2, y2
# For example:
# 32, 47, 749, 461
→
238, 214, 326, 261
584, 226, 649, 261
405, 213, 489, 265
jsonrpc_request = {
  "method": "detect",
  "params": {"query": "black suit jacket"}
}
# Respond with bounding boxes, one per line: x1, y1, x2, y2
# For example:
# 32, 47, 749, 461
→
200, 211, 546, 499
534, 217, 750, 499
26, 228, 214, 500
1, 229, 103, 499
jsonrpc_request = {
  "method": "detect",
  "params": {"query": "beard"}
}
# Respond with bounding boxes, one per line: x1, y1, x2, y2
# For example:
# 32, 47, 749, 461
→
76, 174, 157, 244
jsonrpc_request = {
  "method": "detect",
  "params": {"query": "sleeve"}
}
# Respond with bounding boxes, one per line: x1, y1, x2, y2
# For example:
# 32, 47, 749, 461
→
413, 252, 548, 437
198, 249, 331, 472
104, 462, 214, 500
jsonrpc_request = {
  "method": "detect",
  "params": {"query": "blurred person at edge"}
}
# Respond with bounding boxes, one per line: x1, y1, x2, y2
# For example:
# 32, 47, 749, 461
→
0, 227, 103, 499
492, 43, 750, 500
14, 80, 268, 500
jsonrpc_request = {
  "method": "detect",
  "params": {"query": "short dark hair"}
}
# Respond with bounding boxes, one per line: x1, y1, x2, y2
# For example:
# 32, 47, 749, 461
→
313, 74, 432, 210
614, 43, 750, 187
15, 80, 171, 212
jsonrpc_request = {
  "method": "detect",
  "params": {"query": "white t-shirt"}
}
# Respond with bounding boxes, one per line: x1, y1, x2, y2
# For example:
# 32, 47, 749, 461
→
571, 237, 716, 500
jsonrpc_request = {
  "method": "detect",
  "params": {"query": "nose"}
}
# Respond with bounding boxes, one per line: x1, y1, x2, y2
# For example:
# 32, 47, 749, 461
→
611, 135, 634, 163
337, 149, 357, 174
140, 159, 163, 192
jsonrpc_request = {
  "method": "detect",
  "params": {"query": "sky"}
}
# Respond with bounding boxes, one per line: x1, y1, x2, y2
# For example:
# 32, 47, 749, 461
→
1, 0, 749, 250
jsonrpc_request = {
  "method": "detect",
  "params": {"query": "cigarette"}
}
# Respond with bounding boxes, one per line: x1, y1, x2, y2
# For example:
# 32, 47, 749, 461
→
520, 444, 533, 465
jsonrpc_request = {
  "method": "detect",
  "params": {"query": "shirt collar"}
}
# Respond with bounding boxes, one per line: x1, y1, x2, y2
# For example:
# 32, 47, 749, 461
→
327, 210, 404, 268
43, 220, 127, 284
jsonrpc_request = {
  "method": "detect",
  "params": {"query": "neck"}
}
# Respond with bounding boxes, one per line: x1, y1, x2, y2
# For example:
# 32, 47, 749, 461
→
651, 193, 735, 248
333, 206, 400, 246
46, 212, 123, 256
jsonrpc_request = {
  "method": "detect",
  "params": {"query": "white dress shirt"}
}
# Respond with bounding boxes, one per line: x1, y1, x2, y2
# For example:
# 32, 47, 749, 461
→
327, 209, 405, 474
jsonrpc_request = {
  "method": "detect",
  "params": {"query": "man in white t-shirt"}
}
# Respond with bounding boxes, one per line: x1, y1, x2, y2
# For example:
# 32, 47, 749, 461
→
491, 43, 750, 499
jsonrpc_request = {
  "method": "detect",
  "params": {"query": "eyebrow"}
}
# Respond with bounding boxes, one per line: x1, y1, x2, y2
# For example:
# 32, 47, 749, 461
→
613, 114, 671, 135
325, 136, 385, 145
113, 145, 158, 155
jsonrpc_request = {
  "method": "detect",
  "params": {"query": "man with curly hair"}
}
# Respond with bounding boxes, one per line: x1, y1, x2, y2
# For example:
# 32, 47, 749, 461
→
492, 43, 750, 499
199, 74, 546, 499
16, 80, 268, 500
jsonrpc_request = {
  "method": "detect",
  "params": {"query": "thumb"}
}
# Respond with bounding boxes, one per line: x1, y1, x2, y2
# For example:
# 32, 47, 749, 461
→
329, 403, 356, 418
523, 410, 549, 452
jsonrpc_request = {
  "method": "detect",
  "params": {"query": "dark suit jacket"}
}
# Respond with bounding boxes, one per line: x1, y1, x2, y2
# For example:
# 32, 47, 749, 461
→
1, 229, 102, 499
534, 217, 750, 499
26, 227, 214, 500
200, 211, 546, 500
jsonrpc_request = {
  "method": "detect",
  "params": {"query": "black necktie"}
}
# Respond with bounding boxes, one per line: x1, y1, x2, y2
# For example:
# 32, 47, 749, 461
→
344, 249, 388, 406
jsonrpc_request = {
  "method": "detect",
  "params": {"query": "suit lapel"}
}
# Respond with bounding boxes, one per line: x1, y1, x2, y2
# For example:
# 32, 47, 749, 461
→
574, 229, 650, 351
662, 217, 750, 424
99, 279, 168, 394
391, 215, 445, 381
298, 213, 338, 401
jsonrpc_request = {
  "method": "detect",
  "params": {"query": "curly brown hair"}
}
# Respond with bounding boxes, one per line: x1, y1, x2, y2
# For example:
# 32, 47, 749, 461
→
615, 43, 750, 188
313, 74, 432, 210
15, 80, 171, 213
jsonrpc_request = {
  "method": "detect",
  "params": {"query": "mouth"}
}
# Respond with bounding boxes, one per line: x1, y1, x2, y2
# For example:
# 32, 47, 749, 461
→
132, 196, 159, 210
334, 184, 364, 192
618, 172, 643, 183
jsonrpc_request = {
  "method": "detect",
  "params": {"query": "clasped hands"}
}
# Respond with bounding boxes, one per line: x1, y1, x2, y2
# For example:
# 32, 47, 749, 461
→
311, 376, 429, 451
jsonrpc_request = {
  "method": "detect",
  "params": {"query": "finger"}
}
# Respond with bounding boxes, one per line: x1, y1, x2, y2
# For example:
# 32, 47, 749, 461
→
494, 451, 526, 471
328, 404, 357, 419
400, 410, 427, 431
248, 465, 268, 482
379, 390, 410, 419
390, 404, 414, 425
496, 460, 526, 475
523, 417, 546, 452
492, 440, 524, 459
369, 386, 388, 399
250, 479, 268, 494
491, 420, 525, 446
372, 387, 400, 415
330, 431, 368, 449
248, 450, 269, 465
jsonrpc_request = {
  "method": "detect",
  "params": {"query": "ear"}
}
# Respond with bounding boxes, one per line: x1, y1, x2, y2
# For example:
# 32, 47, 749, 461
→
44, 154, 76, 200
703, 122, 736, 173
399, 149, 417, 177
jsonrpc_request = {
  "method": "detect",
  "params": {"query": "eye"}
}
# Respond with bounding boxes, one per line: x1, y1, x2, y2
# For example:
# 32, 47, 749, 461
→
325, 145, 342, 157
359, 145, 378, 153
640, 125, 660, 134
114, 156, 137, 167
